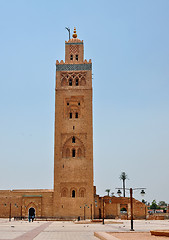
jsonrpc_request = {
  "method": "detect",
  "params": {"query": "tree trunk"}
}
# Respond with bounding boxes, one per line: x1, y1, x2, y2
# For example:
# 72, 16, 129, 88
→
123, 179, 125, 197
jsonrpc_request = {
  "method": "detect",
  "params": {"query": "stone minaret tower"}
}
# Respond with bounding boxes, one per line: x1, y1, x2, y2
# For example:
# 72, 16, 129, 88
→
53, 28, 93, 219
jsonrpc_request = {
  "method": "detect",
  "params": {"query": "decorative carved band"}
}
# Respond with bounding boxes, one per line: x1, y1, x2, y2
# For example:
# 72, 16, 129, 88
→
56, 63, 92, 71
65, 42, 83, 45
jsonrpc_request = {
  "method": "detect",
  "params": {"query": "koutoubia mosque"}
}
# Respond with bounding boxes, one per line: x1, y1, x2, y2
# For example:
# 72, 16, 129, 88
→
0, 28, 146, 220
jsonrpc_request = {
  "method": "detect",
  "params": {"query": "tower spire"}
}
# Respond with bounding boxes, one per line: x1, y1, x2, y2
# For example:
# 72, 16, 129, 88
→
72, 27, 77, 38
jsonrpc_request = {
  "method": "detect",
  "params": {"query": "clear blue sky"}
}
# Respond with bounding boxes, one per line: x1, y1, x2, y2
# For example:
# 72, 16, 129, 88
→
0, 0, 169, 204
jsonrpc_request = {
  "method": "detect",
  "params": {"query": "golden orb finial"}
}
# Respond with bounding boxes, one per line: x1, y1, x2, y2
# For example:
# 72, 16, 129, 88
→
72, 27, 77, 38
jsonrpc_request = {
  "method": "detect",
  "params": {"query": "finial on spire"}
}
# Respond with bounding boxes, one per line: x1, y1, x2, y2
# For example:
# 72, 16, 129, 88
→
72, 27, 77, 38
65, 27, 70, 40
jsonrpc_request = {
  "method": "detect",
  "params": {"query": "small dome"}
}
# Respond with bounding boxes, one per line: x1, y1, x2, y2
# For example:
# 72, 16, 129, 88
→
65, 27, 83, 44
67, 38, 82, 43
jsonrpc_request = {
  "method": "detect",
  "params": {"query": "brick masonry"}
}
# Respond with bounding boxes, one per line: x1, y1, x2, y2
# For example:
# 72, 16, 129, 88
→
0, 30, 147, 220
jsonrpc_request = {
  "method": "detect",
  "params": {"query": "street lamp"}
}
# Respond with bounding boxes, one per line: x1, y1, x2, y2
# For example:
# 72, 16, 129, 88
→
117, 189, 122, 197
90, 204, 93, 220
9, 203, 11, 221
79, 205, 86, 220
116, 187, 146, 231
80, 204, 92, 220
140, 189, 145, 196
102, 198, 105, 225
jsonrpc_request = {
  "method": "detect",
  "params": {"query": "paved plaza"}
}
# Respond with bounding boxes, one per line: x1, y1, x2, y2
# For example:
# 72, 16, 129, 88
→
0, 219, 169, 240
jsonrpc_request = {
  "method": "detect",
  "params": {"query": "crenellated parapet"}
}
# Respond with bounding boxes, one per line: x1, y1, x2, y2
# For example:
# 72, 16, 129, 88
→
56, 59, 92, 65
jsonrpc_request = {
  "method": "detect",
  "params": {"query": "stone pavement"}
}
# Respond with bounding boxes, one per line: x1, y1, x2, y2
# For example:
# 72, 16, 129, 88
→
108, 232, 169, 240
0, 219, 169, 240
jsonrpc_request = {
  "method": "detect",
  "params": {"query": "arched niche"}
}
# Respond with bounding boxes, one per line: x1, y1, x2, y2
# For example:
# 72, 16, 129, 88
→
79, 187, 86, 197
61, 188, 68, 197
61, 78, 67, 86
67, 105, 80, 119
62, 136, 85, 159
80, 77, 86, 86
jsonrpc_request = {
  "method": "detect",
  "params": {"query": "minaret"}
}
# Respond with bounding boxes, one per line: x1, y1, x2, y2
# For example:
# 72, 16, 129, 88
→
53, 28, 93, 219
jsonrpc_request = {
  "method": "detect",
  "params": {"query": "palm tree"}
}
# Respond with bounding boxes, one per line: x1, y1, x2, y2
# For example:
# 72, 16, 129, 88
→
105, 189, 111, 196
111, 192, 115, 197
119, 172, 128, 197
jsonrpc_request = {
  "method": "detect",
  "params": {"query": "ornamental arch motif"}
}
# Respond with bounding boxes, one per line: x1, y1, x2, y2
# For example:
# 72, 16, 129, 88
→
77, 148, 82, 158
61, 78, 67, 86
79, 187, 86, 197
66, 148, 70, 158
25, 202, 37, 217
62, 136, 85, 159
67, 104, 81, 119
60, 72, 87, 87
80, 77, 86, 86
61, 188, 68, 197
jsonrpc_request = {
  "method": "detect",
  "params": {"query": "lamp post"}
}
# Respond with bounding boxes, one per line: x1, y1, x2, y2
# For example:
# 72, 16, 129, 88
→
80, 204, 89, 220
117, 189, 122, 197
130, 188, 134, 231
102, 198, 105, 225
116, 187, 146, 231
84, 206, 86, 220
21, 205, 22, 220
91, 204, 92, 220
80, 204, 93, 221
9, 203, 11, 221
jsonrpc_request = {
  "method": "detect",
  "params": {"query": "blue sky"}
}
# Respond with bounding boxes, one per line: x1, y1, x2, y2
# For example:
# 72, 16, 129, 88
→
0, 0, 169, 204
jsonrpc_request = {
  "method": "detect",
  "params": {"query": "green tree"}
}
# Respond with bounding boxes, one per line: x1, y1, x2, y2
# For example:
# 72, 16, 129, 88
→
158, 201, 167, 207
120, 207, 127, 212
105, 189, 110, 196
142, 199, 147, 204
119, 172, 128, 197
150, 200, 158, 210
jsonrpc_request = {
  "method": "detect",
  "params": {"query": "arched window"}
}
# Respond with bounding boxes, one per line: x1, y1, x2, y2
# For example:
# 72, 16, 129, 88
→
69, 112, 72, 119
70, 55, 73, 60
69, 79, 72, 86
72, 137, 75, 143
72, 190, 75, 198
76, 78, 79, 86
72, 149, 75, 157
75, 112, 78, 118
76, 55, 78, 61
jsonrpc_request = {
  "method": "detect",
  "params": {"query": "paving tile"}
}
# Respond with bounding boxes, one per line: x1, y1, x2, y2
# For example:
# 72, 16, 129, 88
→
0, 219, 169, 240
